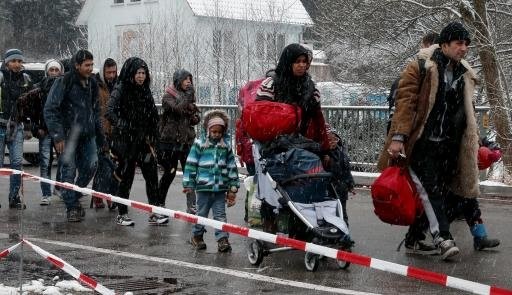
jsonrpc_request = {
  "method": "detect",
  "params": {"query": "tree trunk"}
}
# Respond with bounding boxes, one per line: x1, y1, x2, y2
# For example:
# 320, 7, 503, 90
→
461, 0, 512, 183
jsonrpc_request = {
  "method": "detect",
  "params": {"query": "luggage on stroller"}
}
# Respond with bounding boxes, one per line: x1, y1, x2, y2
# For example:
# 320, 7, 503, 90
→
246, 142, 353, 271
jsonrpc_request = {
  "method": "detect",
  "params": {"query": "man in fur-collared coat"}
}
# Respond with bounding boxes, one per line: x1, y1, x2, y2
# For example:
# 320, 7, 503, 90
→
378, 22, 480, 260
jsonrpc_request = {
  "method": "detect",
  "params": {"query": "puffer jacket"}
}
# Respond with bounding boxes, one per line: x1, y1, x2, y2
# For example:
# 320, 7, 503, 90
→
182, 109, 239, 192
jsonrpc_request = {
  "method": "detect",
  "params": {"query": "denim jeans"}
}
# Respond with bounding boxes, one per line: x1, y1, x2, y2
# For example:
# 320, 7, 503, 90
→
39, 134, 54, 197
192, 191, 228, 241
60, 136, 98, 210
0, 124, 24, 201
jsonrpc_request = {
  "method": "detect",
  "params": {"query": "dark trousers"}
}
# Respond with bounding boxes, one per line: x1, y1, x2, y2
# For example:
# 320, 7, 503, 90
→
115, 144, 159, 215
92, 153, 118, 195
157, 147, 189, 201
407, 139, 459, 241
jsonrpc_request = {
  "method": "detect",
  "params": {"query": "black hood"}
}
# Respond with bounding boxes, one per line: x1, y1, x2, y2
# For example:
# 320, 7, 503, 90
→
118, 57, 150, 88
275, 43, 309, 78
173, 69, 192, 90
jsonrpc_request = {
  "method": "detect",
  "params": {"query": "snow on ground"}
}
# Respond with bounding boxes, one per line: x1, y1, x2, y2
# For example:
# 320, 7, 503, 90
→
0, 278, 93, 295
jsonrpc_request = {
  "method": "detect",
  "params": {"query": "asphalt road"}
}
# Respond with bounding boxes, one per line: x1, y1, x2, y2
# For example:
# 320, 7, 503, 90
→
0, 166, 511, 294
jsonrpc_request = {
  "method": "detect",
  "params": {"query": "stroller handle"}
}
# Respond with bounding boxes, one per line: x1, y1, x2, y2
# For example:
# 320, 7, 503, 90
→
280, 172, 332, 186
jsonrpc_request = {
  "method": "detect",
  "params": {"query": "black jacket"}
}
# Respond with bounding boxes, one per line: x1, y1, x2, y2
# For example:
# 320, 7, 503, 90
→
106, 57, 158, 157
0, 68, 33, 124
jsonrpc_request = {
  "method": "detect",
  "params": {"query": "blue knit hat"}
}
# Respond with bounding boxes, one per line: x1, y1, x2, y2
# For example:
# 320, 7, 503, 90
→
3, 48, 24, 63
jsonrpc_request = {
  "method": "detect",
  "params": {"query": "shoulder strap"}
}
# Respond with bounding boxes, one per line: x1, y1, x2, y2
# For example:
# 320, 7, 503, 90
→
417, 58, 427, 93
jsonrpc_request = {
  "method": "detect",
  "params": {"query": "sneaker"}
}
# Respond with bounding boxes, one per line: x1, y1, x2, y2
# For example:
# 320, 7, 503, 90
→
474, 236, 500, 251
217, 237, 232, 252
67, 208, 82, 222
148, 213, 169, 225
191, 235, 207, 250
436, 238, 460, 260
40, 196, 51, 206
116, 214, 135, 226
405, 240, 439, 256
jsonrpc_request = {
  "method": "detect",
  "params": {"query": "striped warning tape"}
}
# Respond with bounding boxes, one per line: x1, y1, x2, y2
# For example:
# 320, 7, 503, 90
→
22, 239, 115, 295
2, 168, 512, 295
0, 242, 22, 259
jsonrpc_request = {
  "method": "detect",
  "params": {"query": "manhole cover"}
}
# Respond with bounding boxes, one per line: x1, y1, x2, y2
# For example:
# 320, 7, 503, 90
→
102, 277, 180, 294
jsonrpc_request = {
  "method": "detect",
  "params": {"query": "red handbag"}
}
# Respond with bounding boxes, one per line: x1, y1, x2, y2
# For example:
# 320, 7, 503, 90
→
242, 100, 302, 142
371, 166, 423, 226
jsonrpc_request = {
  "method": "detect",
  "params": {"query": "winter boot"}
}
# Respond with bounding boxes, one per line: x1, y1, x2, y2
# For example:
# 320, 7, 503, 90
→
471, 223, 500, 251
217, 237, 232, 252
191, 235, 206, 250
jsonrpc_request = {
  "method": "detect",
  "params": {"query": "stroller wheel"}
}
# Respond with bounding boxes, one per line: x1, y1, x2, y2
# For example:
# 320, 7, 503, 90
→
247, 240, 264, 266
336, 247, 351, 270
304, 252, 319, 272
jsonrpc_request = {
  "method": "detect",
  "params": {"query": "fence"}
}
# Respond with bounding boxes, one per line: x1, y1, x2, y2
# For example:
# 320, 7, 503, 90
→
157, 104, 490, 172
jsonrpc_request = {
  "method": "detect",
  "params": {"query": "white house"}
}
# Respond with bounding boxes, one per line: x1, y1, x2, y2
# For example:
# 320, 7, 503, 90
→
76, 0, 313, 103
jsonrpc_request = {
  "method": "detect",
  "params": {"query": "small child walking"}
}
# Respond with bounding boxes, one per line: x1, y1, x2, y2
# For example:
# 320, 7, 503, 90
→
183, 110, 240, 252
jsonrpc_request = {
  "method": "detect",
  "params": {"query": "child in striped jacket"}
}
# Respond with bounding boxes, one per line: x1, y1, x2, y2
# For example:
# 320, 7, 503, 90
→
183, 109, 240, 252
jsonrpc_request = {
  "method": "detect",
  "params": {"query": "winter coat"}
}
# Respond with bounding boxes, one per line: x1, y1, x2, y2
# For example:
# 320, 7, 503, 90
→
182, 109, 239, 192
0, 67, 33, 124
44, 70, 104, 147
158, 69, 199, 150
106, 57, 158, 158
377, 45, 480, 198
256, 44, 329, 151
95, 59, 117, 142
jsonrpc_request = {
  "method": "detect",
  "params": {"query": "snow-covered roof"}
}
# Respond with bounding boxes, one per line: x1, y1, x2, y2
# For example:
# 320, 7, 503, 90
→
186, 0, 313, 25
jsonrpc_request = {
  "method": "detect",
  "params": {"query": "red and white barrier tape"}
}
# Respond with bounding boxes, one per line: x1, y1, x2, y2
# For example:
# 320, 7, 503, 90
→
22, 239, 115, 295
2, 168, 512, 295
0, 242, 22, 259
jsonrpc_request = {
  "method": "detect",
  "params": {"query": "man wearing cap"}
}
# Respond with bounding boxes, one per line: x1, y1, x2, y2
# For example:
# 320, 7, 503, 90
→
0, 48, 33, 209
378, 22, 480, 260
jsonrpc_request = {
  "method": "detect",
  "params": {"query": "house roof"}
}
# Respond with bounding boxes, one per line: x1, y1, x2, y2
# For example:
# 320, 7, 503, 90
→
186, 0, 313, 25
76, 0, 313, 26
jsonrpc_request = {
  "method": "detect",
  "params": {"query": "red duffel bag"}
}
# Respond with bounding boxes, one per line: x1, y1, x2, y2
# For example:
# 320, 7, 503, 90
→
242, 100, 302, 142
371, 166, 423, 226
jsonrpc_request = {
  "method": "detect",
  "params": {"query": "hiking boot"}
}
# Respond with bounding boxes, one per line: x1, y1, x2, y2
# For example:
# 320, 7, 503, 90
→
40, 196, 51, 206
116, 214, 135, 226
9, 198, 26, 210
436, 238, 460, 260
405, 240, 439, 256
217, 237, 232, 253
474, 236, 500, 251
148, 213, 169, 225
191, 235, 206, 250
67, 208, 82, 222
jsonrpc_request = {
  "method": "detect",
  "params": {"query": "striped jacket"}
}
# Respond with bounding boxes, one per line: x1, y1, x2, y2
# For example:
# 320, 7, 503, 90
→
183, 136, 239, 192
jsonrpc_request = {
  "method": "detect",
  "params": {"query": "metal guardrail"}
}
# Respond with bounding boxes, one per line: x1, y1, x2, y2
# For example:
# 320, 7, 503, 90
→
157, 104, 491, 173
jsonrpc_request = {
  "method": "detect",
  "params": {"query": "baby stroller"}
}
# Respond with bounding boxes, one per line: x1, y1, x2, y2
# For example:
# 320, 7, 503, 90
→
246, 142, 352, 271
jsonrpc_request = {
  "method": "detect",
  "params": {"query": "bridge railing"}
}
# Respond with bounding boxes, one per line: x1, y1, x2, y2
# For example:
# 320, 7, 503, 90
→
157, 104, 490, 172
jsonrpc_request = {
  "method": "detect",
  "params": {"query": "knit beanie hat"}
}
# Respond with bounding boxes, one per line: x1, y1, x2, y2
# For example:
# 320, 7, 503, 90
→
3, 49, 24, 64
438, 22, 471, 45
45, 59, 63, 75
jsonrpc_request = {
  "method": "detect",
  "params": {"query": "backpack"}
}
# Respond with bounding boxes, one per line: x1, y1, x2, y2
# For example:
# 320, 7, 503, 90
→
386, 58, 426, 134
371, 166, 423, 226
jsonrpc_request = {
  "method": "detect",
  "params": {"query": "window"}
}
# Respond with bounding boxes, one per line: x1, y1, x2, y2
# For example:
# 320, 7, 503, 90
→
213, 30, 222, 59
130, 0, 141, 2
255, 32, 285, 61
114, 0, 124, 3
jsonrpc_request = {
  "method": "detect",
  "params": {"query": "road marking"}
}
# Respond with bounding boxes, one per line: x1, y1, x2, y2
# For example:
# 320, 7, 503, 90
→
21, 236, 380, 295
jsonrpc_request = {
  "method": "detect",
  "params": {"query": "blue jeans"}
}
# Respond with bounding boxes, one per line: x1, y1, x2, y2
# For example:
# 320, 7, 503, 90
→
192, 191, 229, 241
0, 124, 24, 201
39, 134, 54, 197
60, 136, 98, 210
